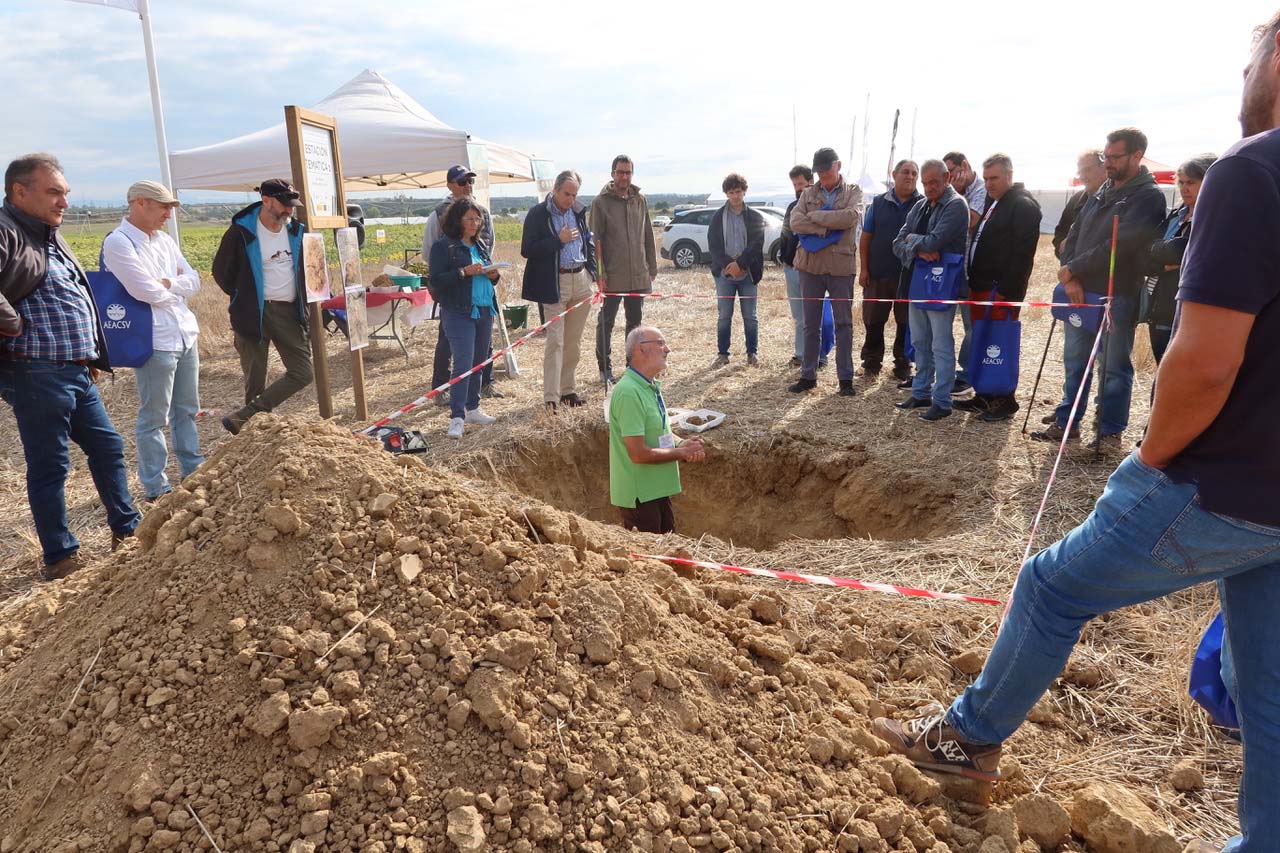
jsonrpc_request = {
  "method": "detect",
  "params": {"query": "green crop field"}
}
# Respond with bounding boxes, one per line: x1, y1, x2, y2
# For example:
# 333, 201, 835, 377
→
63, 221, 523, 273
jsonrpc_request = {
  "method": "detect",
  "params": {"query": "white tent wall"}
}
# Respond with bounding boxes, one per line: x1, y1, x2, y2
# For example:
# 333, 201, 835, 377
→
1028, 185, 1178, 235
170, 69, 538, 194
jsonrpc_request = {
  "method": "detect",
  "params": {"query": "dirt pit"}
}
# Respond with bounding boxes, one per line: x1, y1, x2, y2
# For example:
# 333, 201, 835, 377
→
477, 426, 960, 549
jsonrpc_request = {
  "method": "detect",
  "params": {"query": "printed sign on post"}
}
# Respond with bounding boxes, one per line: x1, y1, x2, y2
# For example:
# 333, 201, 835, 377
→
346, 286, 368, 351
375, 229, 386, 244
301, 233, 331, 303
335, 226, 362, 289
300, 123, 339, 221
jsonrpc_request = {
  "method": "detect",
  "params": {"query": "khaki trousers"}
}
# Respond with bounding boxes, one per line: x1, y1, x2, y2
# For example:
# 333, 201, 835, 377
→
542, 269, 593, 402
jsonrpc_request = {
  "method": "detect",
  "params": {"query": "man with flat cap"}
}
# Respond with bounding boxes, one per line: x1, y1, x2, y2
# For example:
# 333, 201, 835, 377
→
103, 180, 203, 500
787, 147, 863, 397
213, 178, 312, 434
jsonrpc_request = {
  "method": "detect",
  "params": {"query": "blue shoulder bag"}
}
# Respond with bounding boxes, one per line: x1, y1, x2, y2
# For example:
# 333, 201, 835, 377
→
1050, 283, 1105, 333
908, 253, 965, 310
86, 233, 154, 368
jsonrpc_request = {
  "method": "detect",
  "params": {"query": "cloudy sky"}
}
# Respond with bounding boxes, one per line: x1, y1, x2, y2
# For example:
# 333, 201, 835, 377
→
0, 0, 1266, 204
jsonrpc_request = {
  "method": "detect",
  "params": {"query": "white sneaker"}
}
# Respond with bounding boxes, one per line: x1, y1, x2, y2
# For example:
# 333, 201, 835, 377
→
447, 418, 465, 438
464, 408, 496, 425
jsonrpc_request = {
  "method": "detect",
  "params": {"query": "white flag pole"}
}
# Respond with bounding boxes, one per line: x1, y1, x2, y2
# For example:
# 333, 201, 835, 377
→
136, 0, 179, 242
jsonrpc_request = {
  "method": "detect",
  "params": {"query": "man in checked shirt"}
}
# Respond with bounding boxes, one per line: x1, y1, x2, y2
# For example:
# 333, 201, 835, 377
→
0, 153, 141, 581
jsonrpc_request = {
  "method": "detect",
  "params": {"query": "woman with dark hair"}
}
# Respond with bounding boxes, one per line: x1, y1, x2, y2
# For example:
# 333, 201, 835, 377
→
1144, 154, 1216, 362
429, 197, 501, 438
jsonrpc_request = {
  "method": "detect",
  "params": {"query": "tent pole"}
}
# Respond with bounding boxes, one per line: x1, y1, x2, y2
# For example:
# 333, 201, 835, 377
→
138, 0, 179, 243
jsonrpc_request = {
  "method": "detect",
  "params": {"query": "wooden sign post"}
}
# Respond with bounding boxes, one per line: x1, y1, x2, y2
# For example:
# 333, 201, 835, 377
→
284, 106, 367, 420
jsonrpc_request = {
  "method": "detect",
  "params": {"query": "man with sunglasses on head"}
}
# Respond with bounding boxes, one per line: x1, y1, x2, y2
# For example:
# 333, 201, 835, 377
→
213, 178, 313, 435
609, 325, 703, 534
1032, 128, 1165, 452
422, 165, 500, 402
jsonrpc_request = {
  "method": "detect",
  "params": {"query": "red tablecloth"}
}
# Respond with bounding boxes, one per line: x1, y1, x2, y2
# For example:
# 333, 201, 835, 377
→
319, 289, 433, 311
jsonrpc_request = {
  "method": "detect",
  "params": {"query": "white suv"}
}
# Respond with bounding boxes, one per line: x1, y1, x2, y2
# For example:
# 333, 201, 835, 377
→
660, 206, 785, 270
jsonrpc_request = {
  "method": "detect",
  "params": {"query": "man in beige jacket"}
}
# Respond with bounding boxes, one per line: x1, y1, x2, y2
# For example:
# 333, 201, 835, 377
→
591, 155, 657, 384
787, 147, 863, 396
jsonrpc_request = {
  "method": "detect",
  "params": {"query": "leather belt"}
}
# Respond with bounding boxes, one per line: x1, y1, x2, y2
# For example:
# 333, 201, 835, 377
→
559, 265, 585, 274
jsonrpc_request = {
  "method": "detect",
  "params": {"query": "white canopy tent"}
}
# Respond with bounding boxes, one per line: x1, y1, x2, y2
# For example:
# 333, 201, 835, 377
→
170, 69, 538, 193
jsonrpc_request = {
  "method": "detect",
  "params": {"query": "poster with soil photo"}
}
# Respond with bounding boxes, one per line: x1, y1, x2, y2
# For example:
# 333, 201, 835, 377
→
336, 227, 362, 289
301, 233, 331, 303
345, 285, 368, 351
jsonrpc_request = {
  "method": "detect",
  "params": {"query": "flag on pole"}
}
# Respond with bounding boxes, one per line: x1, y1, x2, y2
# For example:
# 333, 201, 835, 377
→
60, 0, 140, 11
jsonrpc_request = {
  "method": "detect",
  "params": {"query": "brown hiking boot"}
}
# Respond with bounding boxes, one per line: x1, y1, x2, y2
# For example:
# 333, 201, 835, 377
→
871, 704, 1003, 782
1029, 422, 1080, 443
111, 531, 134, 552
41, 552, 87, 582
1087, 432, 1124, 455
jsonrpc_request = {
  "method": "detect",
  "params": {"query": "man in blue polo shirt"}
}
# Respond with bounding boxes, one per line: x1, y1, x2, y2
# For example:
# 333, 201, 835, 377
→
608, 325, 704, 533
0, 153, 141, 581
859, 160, 921, 381
873, 12, 1280, 848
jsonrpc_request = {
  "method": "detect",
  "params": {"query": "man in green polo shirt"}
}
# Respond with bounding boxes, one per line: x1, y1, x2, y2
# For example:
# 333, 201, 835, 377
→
609, 325, 704, 533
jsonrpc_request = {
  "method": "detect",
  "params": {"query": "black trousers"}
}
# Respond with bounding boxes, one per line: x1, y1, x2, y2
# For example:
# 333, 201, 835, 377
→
861, 276, 909, 369
619, 496, 675, 534
595, 294, 645, 375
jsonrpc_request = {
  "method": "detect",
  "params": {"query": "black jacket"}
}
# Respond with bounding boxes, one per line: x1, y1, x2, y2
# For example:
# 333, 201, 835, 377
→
1053, 189, 1089, 260
1060, 168, 1167, 299
520, 196, 596, 304
779, 198, 800, 267
212, 202, 308, 342
428, 236, 499, 312
707, 204, 765, 283
0, 202, 111, 370
1143, 206, 1191, 328
968, 184, 1043, 302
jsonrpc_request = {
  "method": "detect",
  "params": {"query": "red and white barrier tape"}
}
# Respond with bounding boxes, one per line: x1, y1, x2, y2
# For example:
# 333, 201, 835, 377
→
1000, 300, 1113, 624
360, 292, 598, 433
631, 553, 1003, 606
606, 291, 1101, 309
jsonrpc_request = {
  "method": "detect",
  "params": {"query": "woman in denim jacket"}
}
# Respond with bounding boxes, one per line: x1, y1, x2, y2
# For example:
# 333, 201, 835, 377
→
428, 198, 501, 438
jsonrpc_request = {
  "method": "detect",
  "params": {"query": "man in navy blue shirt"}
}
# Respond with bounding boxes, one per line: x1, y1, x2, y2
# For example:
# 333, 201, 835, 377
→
874, 12, 1280, 849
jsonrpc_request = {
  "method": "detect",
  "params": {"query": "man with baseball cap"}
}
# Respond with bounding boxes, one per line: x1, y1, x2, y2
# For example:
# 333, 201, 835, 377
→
422, 164, 500, 402
102, 180, 203, 500
212, 178, 312, 434
787, 147, 863, 397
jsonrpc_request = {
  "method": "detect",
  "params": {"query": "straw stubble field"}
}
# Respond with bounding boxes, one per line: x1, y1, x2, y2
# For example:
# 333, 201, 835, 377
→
0, 233, 1237, 846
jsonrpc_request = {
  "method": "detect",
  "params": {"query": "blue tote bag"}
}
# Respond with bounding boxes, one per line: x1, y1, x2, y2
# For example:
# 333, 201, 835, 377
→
967, 318, 1021, 395
1188, 612, 1240, 731
1050, 283, 1105, 334
86, 234, 153, 368
908, 253, 964, 310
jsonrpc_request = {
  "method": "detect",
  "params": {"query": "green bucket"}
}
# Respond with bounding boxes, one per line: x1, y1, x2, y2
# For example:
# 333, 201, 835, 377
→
503, 303, 529, 330
390, 274, 421, 291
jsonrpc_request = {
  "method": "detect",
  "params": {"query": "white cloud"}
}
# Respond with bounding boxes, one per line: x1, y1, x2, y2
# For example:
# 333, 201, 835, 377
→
0, 0, 1266, 202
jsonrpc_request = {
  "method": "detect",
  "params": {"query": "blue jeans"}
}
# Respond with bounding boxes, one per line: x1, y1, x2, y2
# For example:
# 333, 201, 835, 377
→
956, 307, 972, 382
135, 345, 203, 499
908, 305, 956, 410
1054, 294, 1137, 434
947, 452, 1280, 850
0, 360, 140, 565
784, 265, 804, 359
440, 305, 493, 419
715, 275, 758, 356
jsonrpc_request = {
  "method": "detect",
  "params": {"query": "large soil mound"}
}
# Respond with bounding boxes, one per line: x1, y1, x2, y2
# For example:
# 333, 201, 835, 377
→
0, 416, 1181, 852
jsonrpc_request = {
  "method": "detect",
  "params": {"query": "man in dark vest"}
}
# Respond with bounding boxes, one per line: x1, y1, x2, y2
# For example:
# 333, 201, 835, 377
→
858, 160, 921, 381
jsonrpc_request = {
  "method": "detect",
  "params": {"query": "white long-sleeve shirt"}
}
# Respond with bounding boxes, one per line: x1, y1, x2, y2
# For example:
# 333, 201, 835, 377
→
102, 218, 201, 351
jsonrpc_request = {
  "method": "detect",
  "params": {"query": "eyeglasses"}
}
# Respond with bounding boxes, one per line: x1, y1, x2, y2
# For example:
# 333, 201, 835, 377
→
637, 339, 666, 347
1102, 152, 1132, 163
614, 169, 634, 176
453, 177, 476, 186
